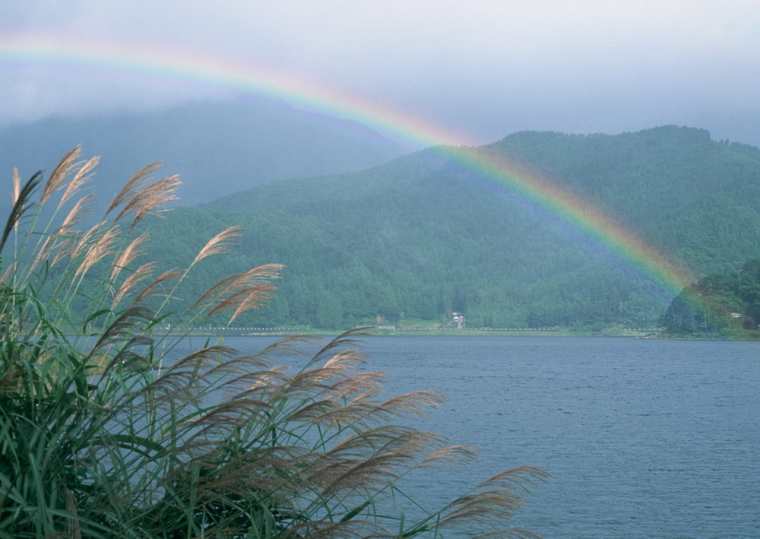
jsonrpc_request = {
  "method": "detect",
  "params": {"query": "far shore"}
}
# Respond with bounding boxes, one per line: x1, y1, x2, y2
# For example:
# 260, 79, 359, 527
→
148, 326, 661, 338
147, 326, 667, 338
64, 325, 760, 340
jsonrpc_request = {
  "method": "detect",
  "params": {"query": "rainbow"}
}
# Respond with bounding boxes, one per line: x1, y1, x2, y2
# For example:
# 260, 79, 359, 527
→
0, 33, 694, 294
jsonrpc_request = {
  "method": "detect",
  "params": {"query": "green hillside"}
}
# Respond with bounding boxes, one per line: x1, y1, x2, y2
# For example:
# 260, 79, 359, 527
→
139, 126, 760, 329
663, 260, 760, 336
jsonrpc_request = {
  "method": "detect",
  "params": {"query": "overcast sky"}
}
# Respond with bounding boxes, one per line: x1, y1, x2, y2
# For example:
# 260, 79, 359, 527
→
3, 0, 760, 145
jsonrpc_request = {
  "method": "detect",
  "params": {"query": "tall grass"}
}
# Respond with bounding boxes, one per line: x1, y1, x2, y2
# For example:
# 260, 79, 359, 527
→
0, 148, 546, 538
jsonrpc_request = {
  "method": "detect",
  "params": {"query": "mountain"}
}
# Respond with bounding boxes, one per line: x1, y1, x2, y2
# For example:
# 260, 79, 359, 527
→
131, 126, 760, 329
0, 96, 404, 208
662, 260, 760, 336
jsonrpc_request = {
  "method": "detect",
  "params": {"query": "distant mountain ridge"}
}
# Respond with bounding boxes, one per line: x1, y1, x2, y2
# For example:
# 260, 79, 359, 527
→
135, 125, 760, 329
0, 95, 404, 208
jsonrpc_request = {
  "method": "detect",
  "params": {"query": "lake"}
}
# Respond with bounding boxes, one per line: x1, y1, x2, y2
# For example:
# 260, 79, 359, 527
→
201, 336, 760, 538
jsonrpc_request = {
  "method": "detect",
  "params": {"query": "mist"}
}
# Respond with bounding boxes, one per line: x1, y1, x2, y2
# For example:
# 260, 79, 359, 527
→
2, 0, 760, 145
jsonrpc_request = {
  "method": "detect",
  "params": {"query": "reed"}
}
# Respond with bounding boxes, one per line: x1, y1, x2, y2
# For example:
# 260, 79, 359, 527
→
0, 149, 546, 538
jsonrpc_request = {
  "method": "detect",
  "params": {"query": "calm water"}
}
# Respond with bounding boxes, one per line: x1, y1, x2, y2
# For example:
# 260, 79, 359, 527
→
210, 336, 760, 538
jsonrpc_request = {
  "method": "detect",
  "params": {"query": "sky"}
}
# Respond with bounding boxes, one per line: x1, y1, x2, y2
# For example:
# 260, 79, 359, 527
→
2, 0, 760, 146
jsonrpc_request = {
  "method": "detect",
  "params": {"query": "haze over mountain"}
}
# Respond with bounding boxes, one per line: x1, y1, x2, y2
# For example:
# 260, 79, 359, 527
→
0, 95, 405, 208
5, 2, 760, 148
136, 125, 760, 329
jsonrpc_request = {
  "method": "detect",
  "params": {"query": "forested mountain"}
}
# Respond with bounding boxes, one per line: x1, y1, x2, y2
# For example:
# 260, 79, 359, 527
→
663, 260, 760, 335
0, 95, 403, 209
137, 126, 760, 329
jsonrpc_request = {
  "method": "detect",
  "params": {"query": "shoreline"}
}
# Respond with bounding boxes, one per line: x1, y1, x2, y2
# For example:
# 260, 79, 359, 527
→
156, 327, 660, 338
64, 327, 760, 341
157, 328, 672, 339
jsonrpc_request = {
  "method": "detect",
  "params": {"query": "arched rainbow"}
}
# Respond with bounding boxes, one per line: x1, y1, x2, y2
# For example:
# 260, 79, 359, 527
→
0, 34, 694, 294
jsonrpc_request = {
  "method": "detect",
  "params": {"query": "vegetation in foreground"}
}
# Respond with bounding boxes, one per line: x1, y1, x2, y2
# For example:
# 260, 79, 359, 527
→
0, 148, 545, 538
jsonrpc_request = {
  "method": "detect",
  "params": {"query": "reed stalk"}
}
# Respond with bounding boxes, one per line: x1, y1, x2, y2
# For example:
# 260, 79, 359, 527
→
0, 148, 545, 538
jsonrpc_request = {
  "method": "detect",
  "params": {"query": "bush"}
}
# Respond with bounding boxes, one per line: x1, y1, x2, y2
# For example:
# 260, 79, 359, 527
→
0, 148, 545, 538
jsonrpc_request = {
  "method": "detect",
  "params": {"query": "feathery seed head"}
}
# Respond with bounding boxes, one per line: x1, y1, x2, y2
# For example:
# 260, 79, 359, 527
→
192, 226, 242, 265
42, 146, 81, 204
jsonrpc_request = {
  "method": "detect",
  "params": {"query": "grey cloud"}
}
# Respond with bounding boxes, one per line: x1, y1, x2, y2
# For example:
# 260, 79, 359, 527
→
2, 0, 760, 145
